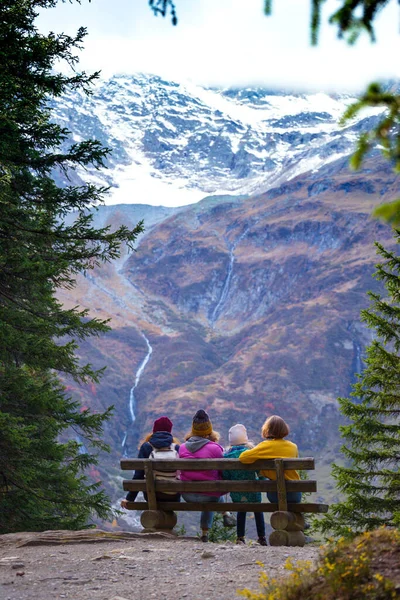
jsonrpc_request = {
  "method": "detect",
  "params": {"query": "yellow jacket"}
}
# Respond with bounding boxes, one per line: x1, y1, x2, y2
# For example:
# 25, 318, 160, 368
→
239, 439, 300, 481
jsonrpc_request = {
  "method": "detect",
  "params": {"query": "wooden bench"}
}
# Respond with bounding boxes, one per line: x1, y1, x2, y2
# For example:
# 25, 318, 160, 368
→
120, 457, 328, 546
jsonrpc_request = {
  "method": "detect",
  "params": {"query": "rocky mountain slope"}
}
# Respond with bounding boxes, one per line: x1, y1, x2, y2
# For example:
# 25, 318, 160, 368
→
51, 74, 400, 515
57, 153, 399, 513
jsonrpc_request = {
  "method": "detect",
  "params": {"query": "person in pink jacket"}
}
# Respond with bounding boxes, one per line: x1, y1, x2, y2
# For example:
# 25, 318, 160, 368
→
179, 409, 235, 542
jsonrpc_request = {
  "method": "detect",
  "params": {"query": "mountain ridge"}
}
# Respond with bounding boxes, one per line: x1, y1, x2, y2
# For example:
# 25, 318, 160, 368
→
50, 74, 400, 512
51, 73, 384, 208
56, 149, 399, 510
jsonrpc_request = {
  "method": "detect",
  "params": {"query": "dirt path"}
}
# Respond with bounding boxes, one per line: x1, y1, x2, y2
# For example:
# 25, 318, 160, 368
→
0, 530, 320, 600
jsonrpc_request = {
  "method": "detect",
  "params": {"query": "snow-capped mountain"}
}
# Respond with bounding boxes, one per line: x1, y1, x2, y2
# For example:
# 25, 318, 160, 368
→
54, 74, 400, 512
51, 73, 382, 207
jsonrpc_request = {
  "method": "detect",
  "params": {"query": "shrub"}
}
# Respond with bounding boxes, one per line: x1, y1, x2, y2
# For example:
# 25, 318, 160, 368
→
238, 528, 400, 600
207, 513, 236, 543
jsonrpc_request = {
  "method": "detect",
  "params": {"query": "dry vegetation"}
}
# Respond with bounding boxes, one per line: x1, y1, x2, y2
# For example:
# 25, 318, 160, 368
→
239, 528, 400, 600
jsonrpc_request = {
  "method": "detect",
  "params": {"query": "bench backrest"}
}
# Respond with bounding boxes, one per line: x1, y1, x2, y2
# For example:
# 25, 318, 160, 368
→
120, 457, 315, 512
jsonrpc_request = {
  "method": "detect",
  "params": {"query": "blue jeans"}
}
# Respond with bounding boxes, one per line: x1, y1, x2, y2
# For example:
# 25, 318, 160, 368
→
182, 493, 224, 530
237, 511, 265, 538
267, 491, 302, 504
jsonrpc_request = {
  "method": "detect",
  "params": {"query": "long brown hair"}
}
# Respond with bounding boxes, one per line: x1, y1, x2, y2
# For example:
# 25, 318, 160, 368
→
261, 415, 290, 439
184, 430, 220, 442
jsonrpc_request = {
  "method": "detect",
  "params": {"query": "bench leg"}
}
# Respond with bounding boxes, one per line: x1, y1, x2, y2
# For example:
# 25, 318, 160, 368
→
269, 511, 305, 547
140, 510, 177, 533
270, 511, 305, 532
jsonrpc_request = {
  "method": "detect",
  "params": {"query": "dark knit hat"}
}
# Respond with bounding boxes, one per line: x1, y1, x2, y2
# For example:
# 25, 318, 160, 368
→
191, 409, 212, 437
153, 416, 173, 433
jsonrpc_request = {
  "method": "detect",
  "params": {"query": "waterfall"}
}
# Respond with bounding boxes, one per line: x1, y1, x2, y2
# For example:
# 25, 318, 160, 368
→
82, 259, 153, 456
355, 342, 363, 376
75, 434, 88, 455
211, 250, 235, 325
211, 228, 249, 327
352, 340, 363, 382
122, 333, 153, 454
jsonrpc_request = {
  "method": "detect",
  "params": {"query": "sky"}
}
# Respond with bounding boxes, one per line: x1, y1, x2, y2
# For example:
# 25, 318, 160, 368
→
37, 0, 400, 91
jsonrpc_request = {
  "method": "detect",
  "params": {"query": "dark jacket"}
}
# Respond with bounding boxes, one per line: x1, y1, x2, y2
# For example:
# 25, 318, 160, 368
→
125, 431, 180, 502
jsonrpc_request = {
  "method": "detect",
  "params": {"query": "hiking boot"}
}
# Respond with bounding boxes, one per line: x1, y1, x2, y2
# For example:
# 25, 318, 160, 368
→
257, 536, 268, 546
200, 534, 209, 543
222, 513, 236, 528
236, 537, 246, 545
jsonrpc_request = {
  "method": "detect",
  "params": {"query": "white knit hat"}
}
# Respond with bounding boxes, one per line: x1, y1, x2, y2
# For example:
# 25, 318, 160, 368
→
229, 424, 248, 445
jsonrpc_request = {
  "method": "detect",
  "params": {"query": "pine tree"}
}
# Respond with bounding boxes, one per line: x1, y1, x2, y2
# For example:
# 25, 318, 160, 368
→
319, 233, 400, 536
0, 0, 143, 531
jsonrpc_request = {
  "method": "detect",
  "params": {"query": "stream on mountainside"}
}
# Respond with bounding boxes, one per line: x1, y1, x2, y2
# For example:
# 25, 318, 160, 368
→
211, 228, 249, 327
350, 340, 364, 388
121, 332, 153, 455
82, 255, 155, 528
119, 331, 152, 530
84, 271, 153, 453
75, 434, 88, 455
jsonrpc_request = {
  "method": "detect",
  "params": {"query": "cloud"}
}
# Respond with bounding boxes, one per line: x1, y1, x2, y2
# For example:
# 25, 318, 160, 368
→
38, 0, 400, 91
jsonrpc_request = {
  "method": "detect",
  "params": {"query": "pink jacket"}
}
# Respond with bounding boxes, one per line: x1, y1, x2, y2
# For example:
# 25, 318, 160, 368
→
179, 438, 224, 496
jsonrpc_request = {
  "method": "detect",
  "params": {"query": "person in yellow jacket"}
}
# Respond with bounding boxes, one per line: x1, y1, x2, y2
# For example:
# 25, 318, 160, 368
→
239, 415, 301, 504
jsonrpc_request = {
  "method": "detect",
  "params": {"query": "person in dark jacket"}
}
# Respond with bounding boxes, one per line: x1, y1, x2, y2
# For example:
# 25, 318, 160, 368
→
120, 416, 180, 507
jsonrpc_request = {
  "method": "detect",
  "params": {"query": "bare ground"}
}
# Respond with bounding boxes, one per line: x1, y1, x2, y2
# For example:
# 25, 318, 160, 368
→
0, 530, 320, 600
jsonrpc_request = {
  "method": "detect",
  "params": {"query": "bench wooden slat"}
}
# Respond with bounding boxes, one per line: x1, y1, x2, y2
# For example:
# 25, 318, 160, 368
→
122, 479, 317, 493
120, 458, 315, 471
275, 459, 288, 512
124, 501, 329, 513
144, 462, 157, 511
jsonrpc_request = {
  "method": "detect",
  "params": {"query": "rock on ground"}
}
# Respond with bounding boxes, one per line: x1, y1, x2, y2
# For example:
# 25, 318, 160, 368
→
0, 530, 320, 600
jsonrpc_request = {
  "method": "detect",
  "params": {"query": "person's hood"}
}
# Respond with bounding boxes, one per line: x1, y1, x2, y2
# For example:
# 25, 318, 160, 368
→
148, 431, 173, 448
184, 436, 211, 453
225, 444, 248, 457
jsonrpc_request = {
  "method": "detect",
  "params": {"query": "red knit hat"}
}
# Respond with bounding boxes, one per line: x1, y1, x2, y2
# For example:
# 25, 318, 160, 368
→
153, 416, 173, 433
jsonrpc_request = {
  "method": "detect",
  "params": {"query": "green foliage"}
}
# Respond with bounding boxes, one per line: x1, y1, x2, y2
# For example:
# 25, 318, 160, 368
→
375, 200, 400, 226
266, 1, 392, 45
175, 522, 186, 536
149, 0, 178, 25
327, 0, 392, 45
269, 3, 400, 225
0, 0, 144, 532
238, 528, 400, 600
318, 233, 400, 537
0, 367, 113, 531
155, 2, 400, 224
207, 513, 236, 543
264, 0, 272, 16
340, 83, 400, 224
152, 1, 393, 45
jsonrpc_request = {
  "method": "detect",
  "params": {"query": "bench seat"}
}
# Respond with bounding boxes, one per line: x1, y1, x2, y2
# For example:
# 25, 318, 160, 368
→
120, 456, 329, 546
124, 501, 328, 513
